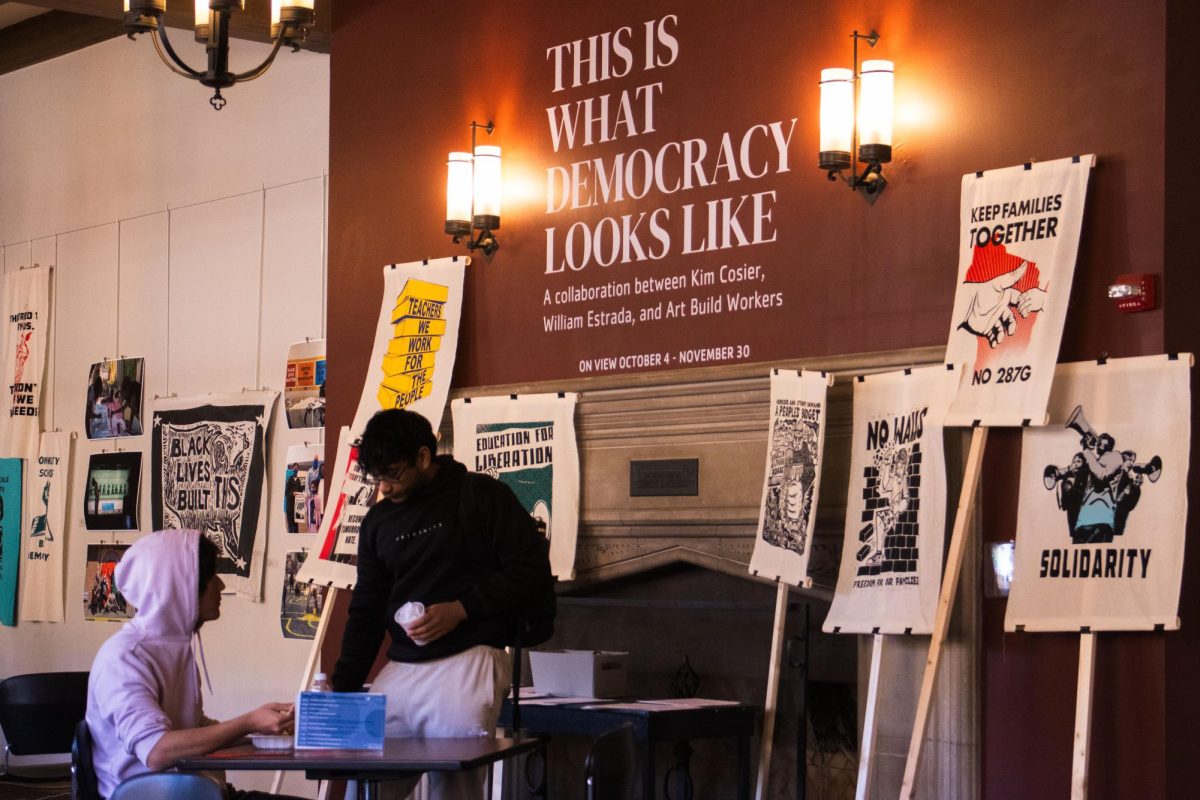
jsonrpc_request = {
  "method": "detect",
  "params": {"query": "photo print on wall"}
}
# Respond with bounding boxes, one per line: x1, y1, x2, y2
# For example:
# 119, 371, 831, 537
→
83, 543, 133, 622
85, 357, 145, 439
283, 443, 324, 534
280, 549, 328, 639
284, 340, 326, 429
152, 391, 276, 600
84, 451, 142, 531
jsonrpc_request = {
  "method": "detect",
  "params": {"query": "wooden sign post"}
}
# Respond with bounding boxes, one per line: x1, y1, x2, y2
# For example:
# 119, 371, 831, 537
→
855, 633, 885, 800
1070, 632, 1097, 800
755, 580, 790, 800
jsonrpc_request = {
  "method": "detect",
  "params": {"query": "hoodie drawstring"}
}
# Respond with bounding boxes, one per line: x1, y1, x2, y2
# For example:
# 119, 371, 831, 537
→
193, 629, 214, 695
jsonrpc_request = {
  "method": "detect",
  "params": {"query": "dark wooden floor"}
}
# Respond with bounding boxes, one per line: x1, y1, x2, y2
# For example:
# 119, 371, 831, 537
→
0, 779, 71, 800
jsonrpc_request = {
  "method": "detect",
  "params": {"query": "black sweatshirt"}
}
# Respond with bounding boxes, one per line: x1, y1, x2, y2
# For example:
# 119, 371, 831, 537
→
332, 456, 550, 692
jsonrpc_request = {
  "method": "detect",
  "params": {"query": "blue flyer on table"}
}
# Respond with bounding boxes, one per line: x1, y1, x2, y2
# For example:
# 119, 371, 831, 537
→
295, 691, 386, 750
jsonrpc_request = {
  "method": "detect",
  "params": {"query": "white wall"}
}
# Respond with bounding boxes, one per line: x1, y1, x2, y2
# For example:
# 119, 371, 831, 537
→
0, 34, 329, 796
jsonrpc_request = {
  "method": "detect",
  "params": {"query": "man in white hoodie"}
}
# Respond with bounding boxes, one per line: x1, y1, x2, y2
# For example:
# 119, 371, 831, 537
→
86, 530, 296, 799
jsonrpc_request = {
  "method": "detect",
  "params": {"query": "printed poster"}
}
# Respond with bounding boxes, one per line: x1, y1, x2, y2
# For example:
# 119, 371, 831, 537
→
284, 444, 324, 534
151, 392, 276, 600
0, 458, 22, 626
823, 365, 959, 635
298, 427, 375, 589
944, 155, 1095, 427
84, 451, 142, 531
749, 370, 832, 587
284, 340, 326, 429
452, 393, 580, 580
281, 549, 328, 639
1005, 354, 1192, 632
19, 431, 71, 622
85, 357, 145, 439
84, 543, 133, 622
0, 267, 50, 460
350, 258, 465, 437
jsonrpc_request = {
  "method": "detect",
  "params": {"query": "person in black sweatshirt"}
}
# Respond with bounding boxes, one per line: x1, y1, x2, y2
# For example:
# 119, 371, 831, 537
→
331, 408, 551, 800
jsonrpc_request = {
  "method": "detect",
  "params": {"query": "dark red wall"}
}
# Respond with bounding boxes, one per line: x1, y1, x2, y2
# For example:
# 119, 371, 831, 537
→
327, 2, 1184, 797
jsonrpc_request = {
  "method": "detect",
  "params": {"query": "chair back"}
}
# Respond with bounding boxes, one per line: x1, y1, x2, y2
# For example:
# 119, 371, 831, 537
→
0, 672, 89, 775
109, 773, 227, 800
584, 722, 635, 800
72, 719, 101, 800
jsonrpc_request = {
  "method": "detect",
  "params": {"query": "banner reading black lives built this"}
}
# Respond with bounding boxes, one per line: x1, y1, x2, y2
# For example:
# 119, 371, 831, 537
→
1005, 355, 1193, 632
538, 12, 796, 377
152, 392, 276, 600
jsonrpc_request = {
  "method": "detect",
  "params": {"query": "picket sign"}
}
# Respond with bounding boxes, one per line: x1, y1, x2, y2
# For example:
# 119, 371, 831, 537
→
856, 633, 886, 800
755, 580, 790, 800
1071, 632, 1097, 800
899, 426, 988, 798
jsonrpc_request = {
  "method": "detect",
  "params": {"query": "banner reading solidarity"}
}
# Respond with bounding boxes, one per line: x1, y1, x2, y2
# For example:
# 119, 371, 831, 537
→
1005, 354, 1193, 632
152, 392, 276, 600
452, 393, 580, 579
944, 155, 1095, 427
749, 369, 832, 587
0, 267, 50, 460
824, 365, 959, 635
19, 431, 71, 622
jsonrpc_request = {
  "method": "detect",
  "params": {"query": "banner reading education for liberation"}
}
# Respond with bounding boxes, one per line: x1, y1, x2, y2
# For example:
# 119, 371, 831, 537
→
298, 426, 375, 590
152, 392, 276, 600
19, 431, 71, 622
823, 365, 959, 635
944, 155, 1095, 428
0, 267, 50, 460
749, 370, 832, 587
452, 393, 580, 580
0, 458, 22, 626
350, 259, 465, 437
1005, 354, 1193, 632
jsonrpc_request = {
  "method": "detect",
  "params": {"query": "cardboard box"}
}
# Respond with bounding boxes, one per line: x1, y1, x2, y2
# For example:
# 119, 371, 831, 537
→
529, 649, 628, 698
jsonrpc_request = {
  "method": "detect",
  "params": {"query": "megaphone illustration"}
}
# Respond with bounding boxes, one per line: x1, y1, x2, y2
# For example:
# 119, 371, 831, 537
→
1064, 405, 1096, 442
1043, 464, 1065, 490
1129, 454, 1163, 483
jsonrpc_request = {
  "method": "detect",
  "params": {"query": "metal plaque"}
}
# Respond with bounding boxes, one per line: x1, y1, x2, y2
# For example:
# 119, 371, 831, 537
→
629, 458, 699, 497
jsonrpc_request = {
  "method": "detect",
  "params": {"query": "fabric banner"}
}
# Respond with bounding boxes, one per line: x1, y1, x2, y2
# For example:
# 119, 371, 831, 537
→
281, 550, 328, 639
284, 443, 324, 534
349, 258, 465, 437
0, 267, 50, 459
452, 392, 581, 580
749, 370, 833, 587
19, 431, 71, 622
944, 155, 1095, 427
284, 340, 326, 429
823, 365, 959, 634
84, 451, 142, 531
84, 543, 133, 622
151, 391, 276, 600
298, 426, 375, 589
0, 458, 22, 626
1005, 354, 1193, 632
85, 357, 145, 439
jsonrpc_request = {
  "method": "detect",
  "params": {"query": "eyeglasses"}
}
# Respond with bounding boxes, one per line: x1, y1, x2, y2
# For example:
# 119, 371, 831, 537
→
369, 463, 411, 483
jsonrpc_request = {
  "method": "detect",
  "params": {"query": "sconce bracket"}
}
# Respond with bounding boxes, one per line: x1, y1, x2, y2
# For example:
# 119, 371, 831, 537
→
827, 161, 887, 203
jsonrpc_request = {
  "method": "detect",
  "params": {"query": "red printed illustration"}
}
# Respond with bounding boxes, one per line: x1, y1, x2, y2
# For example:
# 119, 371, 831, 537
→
957, 243, 1046, 366
13, 332, 31, 385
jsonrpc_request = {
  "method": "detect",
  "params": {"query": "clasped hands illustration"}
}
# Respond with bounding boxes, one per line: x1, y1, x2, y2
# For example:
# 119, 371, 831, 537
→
958, 261, 1046, 348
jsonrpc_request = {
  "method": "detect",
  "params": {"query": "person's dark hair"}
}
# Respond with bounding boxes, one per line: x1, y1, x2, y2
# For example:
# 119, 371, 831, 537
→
198, 534, 219, 598
357, 409, 438, 475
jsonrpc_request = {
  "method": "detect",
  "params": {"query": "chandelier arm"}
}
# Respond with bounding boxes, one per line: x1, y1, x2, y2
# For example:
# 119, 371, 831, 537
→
232, 32, 286, 83
152, 26, 203, 79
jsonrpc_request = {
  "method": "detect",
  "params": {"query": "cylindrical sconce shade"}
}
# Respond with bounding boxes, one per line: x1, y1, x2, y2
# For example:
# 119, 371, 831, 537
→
194, 0, 210, 28
819, 68, 854, 170
272, 0, 315, 26
472, 145, 502, 230
858, 59, 893, 164
445, 152, 473, 237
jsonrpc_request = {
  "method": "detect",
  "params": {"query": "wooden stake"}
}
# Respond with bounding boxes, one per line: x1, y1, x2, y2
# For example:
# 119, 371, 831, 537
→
755, 580, 790, 800
856, 633, 885, 800
270, 585, 340, 794
1071, 632, 1097, 800
899, 426, 988, 799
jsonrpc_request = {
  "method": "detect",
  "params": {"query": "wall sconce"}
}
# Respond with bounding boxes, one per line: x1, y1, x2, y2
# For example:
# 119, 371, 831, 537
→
819, 30, 893, 199
445, 121, 501, 259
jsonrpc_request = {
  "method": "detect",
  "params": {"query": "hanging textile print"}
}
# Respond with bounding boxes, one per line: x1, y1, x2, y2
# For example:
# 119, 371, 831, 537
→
298, 427, 376, 589
84, 543, 133, 622
19, 431, 71, 622
823, 366, 959, 635
151, 392, 276, 600
284, 444, 324, 534
1005, 355, 1193, 632
0, 267, 50, 460
0, 458, 22, 626
284, 340, 326, 429
749, 370, 832, 587
944, 155, 1095, 428
452, 393, 580, 580
85, 357, 145, 439
349, 258, 465, 436
280, 550, 328, 639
